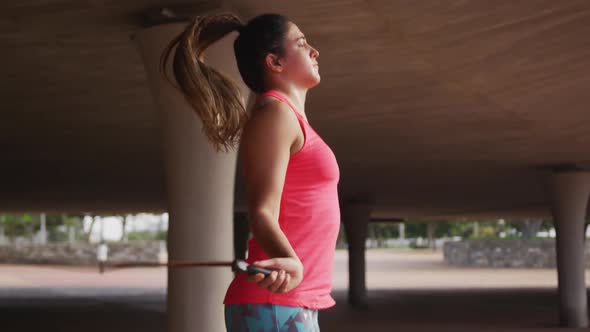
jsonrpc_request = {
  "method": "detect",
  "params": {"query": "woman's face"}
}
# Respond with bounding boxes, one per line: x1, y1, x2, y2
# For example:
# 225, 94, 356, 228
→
277, 22, 320, 88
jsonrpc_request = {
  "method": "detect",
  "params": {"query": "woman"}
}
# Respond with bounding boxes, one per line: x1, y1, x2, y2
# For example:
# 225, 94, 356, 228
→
161, 12, 340, 332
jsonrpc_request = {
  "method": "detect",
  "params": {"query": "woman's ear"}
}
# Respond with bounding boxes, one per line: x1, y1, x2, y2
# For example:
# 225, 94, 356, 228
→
265, 53, 283, 73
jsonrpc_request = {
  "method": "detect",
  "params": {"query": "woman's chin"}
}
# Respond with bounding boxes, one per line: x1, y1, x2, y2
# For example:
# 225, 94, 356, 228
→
300, 74, 320, 89
310, 75, 321, 87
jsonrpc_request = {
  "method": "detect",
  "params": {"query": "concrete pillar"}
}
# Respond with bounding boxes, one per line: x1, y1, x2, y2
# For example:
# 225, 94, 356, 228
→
98, 216, 104, 243
398, 222, 405, 240
135, 22, 248, 332
39, 213, 47, 244
550, 171, 590, 328
0, 214, 6, 245
342, 202, 372, 308
427, 222, 436, 251
233, 211, 250, 261
68, 226, 75, 244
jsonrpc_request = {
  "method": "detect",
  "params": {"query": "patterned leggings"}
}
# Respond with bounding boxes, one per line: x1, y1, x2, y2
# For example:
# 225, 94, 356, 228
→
225, 303, 320, 332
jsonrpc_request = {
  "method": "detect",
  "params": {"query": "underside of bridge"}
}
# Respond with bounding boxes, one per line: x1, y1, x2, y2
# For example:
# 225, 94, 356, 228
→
2, 0, 589, 218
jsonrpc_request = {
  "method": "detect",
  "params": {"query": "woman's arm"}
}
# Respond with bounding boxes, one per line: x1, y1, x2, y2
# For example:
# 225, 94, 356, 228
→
239, 99, 304, 293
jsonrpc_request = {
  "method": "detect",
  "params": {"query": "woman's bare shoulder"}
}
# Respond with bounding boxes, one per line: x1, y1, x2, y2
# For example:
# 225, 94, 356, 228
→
244, 97, 298, 135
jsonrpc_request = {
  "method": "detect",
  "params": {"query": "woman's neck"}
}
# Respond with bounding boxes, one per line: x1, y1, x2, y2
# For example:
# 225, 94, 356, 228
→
268, 85, 308, 114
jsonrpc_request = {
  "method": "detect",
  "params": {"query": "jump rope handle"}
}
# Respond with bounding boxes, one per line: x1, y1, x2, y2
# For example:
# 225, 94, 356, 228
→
232, 259, 273, 277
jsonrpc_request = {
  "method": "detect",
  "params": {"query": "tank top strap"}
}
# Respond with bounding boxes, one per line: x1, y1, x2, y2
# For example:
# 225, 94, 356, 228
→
258, 90, 305, 122
258, 90, 309, 154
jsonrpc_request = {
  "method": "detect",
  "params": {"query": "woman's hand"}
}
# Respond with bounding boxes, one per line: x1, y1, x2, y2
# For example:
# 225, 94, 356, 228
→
247, 257, 304, 293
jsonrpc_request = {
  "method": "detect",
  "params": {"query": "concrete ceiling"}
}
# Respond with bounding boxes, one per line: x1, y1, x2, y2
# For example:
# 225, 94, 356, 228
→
2, 0, 589, 218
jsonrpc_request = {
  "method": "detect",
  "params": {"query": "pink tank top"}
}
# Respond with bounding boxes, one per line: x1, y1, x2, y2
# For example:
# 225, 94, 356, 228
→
223, 90, 341, 309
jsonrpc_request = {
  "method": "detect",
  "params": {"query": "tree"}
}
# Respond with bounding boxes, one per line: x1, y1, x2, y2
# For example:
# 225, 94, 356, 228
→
404, 221, 427, 238
120, 215, 129, 242
509, 219, 543, 239
0, 214, 38, 241
86, 215, 97, 242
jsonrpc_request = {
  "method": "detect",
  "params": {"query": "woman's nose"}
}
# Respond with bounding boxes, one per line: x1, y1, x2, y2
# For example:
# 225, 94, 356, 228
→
311, 47, 319, 58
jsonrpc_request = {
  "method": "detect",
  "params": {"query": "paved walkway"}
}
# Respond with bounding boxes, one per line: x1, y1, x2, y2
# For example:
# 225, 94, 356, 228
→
1, 249, 589, 331
0, 249, 579, 289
